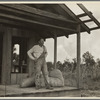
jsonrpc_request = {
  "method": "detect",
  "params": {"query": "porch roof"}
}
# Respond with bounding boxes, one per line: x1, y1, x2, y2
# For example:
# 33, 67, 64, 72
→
0, 4, 100, 38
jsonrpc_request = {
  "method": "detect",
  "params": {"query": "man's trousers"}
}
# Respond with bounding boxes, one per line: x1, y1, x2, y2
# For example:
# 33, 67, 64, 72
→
34, 57, 49, 88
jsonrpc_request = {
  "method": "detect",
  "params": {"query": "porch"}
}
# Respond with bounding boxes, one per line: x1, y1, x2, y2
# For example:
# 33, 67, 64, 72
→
0, 4, 100, 95
0, 85, 80, 97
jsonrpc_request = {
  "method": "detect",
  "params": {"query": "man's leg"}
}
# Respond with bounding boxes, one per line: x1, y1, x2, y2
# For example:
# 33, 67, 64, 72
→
34, 60, 42, 89
42, 59, 53, 89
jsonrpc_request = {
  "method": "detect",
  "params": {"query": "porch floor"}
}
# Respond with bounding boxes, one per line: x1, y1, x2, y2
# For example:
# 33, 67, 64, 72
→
0, 85, 81, 97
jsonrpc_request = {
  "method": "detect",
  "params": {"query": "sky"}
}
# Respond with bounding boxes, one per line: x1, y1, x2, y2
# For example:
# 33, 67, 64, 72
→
45, 2, 100, 63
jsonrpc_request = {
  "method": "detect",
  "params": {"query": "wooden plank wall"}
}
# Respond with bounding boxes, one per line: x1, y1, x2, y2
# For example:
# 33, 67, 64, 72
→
11, 73, 28, 84
0, 24, 39, 84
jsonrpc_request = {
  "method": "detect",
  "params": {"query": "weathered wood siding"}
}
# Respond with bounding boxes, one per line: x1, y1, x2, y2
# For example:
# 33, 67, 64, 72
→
11, 73, 28, 84
0, 24, 39, 84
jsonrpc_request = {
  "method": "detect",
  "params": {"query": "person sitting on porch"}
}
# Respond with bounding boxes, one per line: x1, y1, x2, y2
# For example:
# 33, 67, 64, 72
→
27, 37, 53, 90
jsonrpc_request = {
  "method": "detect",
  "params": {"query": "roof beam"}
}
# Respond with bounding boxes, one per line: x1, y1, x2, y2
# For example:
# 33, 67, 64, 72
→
0, 18, 55, 38
0, 5, 78, 27
0, 18, 29, 28
0, 13, 78, 33
0, 5, 79, 33
59, 4, 90, 33
1, 4, 78, 25
53, 29, 69, 38
77, 4, 100, 28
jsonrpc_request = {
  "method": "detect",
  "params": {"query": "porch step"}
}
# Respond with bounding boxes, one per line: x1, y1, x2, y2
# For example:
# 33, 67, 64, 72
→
0, 85, 81, 97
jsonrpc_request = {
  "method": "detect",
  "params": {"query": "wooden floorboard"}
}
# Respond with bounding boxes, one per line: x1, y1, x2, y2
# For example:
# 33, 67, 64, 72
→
0, 85, 79, 97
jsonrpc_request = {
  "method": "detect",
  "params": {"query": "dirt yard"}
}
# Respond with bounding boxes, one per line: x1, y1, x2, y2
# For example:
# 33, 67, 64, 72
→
81, 90, 100, 97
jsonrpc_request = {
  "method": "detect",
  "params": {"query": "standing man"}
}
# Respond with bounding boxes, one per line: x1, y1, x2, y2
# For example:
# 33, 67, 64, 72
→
27, 38, 53, 90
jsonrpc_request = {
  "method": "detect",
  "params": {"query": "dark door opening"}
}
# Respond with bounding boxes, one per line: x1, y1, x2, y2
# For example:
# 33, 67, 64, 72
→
12, 37, 28, 73
0, 35, 3, 84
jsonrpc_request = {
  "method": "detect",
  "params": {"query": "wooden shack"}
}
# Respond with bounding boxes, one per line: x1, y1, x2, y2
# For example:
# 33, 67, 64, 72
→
0, 4, 100, 87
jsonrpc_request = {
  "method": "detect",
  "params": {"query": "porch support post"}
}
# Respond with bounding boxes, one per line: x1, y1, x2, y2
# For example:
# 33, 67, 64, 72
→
77, 24, 81, 88
54, 34, 57, 69
2, 27, 12, 84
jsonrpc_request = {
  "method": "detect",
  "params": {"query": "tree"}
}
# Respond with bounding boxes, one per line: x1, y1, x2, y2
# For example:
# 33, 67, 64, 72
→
62, 59, 72, 72
96, 58, 100, 67
82, 51, 95, 79
47, 62, 53, 71
82, 51, 95, 66
56, 61, 63, 71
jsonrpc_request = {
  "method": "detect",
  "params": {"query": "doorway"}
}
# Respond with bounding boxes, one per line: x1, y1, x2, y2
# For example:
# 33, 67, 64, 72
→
12, 37, 28, 73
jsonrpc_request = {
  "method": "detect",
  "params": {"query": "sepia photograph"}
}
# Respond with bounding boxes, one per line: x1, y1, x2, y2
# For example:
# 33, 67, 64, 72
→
0, 1, 100, 97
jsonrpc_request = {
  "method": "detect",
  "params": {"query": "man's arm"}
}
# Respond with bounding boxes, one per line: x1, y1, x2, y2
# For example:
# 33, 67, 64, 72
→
27, 47, 36, 60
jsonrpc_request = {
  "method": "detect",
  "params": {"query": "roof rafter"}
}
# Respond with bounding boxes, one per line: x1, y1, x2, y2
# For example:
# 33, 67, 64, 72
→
1, 4, 78, 25
0, 5, 79, 34
0, 13, 78, 33
82, 19, 93, 23
77, 12, 92, 18
0, 5, 77, 28
59, 4, 90, 33
77, 4, 100, 29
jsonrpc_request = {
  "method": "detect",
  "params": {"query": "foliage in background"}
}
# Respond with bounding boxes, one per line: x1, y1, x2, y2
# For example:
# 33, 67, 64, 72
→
47, 51, 100, 89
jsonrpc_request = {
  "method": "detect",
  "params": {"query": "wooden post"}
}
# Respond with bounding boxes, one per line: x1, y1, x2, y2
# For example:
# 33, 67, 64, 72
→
54, 34, 57, 69
2, 27, 12, 84
77, 25, 81, 88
